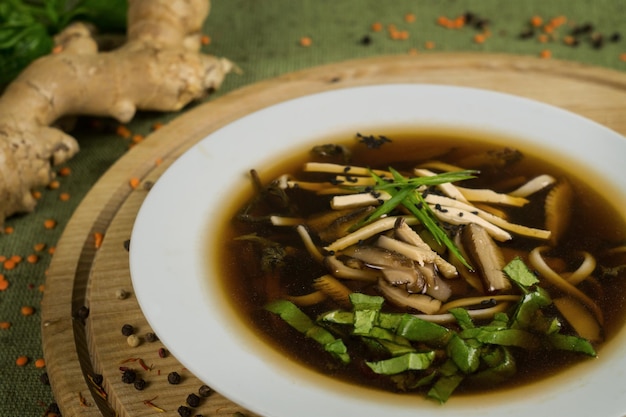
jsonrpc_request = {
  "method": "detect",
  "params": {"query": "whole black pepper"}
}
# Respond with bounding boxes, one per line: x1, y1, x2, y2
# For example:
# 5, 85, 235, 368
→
92, 374, 104, 386
145, 332, 158, 342
186, 393, 200, 407
123, 239, 131, 251
134, 378, 147, 390
359, 35, 372, 45
177, 405, 193, 417
121, 324, 134, 336
168, 371, 181, 385
40, 372, 50, 385
45, 403, 60, 415
121, 369, 137, 384
75, 305, 90, 320
198, 384, 213, 397
610, 32, 621, 42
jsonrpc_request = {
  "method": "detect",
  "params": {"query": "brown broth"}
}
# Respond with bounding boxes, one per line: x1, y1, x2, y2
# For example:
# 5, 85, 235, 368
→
214, 130, 626, 397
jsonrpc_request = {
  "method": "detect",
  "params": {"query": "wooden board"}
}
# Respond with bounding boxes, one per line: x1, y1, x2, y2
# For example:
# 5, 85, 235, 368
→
41, 53, 626, 417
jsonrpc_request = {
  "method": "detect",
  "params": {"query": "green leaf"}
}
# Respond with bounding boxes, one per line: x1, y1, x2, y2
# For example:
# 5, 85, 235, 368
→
447, 334, 481, 374
503, 256, 540, 288
266, 300, 350, 363
366, 351, 435, 375
547, 333, 597, 356
460, 327, 541, 350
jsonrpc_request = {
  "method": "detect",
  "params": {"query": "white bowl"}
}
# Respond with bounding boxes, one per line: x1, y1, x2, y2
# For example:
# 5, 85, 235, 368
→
130, 84, 626, 417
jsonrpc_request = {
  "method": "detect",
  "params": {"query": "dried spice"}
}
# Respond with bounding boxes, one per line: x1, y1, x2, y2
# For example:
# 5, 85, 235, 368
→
40, 372, 50, 385
186, 393, 200, 407
74, 305, 90, 320
145, 332, 158, 342
177, 405, 193, 417
143, 396, 166, 412
134, 378, 147, 390
127, 334, 141, 347
121, 324, 134, 336
115, 288, 128, 300
198, 384, 213, 397
121, 369, 137, 384
168, 371, 181, 384
158, 347, 168, 358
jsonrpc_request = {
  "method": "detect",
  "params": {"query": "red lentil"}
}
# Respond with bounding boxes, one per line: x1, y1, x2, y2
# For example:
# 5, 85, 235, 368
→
58, 167, 71, 176
129, 178, 141, 189
59, 192, 71, 201
21, 305, 35, 316
35, 358, 46, 368
43, 219, 57, 229
371, 22, 383, 32
299, 36, 312, 47
0, 321, 11, 329
16, 356, 29, 366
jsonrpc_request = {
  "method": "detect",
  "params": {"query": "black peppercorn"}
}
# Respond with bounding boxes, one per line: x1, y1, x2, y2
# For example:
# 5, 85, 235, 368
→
145, 332, 158, 342
186, 393, 200, 407
168, 371, 181, 384
198, 384, 213, 397
46, 403, 60, 415
40, 372, 50, 385
122, 369, 137, 384
123, 239, 131, 251
92, 374, 104, 386
177, 405, 192, 417
75, 306, 90, 320
121, 324, 134, 336
134, 378, 147, 390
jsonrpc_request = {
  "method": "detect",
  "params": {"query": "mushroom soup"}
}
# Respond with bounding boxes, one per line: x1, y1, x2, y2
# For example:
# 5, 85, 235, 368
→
216, 130, 626, 402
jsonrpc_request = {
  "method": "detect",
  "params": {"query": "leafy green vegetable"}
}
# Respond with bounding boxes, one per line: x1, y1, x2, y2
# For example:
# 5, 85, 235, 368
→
265, 300, 350, 364
366, 351, 435, 374
0, 0, 127, 88
265, 258, 598, 404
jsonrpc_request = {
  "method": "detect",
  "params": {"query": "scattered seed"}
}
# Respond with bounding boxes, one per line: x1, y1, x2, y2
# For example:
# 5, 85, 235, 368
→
0, 321, 11, 329
75, 306, 90, 320
186, 393, 200, 407
47, 180, 60, 190
129, 178, 141, 189
121, 369, 137, 384
116, 125, 132, 139
198, 384, 213, 397
299, 36, 312, 47
4, 226, 14, 234
134, 378, 147, 390
123, 239, 131, 251
94, 232, 104, 249
121, 324, 135, 336
116, 288, 128, 300
177, 405, 193, 417
168, 371, 181, 385
371, 22, 383, 32
91, 374, 104, 386
43, 219, 57, 229
539, 49, 552, 59
127, 334, 141, 347
40, 372, 50, 385
145, 332, 158, 342
16, 356, 29, 366
58, 167, 71, 176
201, 34, 211, 45
158, 347, 168, 358
35, 358, 46, 368
21, 305, 35, 316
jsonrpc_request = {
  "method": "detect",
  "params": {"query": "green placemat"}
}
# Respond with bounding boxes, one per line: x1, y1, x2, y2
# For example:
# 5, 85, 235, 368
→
0, 0, 624, 415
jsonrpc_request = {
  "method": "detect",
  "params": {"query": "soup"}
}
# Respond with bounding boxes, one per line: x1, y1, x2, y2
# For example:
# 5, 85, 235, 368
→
216, 130, 626, 403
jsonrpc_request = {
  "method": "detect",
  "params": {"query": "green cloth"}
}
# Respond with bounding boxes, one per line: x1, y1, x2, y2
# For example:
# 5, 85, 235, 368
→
0, 0, 624, 415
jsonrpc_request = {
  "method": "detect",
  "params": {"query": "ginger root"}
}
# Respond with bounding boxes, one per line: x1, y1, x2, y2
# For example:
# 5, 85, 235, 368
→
0, 0, 233, 227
